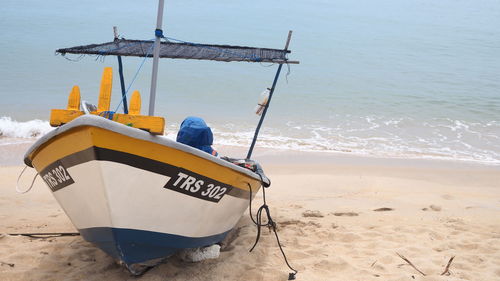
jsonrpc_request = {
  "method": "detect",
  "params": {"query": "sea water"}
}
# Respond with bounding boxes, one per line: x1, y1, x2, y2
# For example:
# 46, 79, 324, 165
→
1, 0, 499, 164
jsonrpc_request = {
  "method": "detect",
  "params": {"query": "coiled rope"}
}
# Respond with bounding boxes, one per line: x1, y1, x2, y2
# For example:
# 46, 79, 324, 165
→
247, 179, 298, 280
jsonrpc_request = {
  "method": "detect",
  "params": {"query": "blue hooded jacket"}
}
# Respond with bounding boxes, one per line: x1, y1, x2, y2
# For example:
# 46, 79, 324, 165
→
176, 116, 218, 156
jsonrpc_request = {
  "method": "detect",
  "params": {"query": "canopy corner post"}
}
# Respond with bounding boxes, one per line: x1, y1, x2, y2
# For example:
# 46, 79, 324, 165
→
246, 30, 293, 160
148, 0, 165, 116
114, 26, 128, 114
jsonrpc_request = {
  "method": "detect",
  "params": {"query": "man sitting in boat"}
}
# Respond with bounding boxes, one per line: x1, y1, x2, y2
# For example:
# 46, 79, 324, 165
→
177, 116, 218, 156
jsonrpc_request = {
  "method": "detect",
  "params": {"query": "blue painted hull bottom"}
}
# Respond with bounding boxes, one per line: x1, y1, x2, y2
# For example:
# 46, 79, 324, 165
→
79, 227, 230, 265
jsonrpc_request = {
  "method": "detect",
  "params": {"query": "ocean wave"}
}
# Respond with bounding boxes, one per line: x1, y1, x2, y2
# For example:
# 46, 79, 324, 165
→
212, 117, 500, 165
212, 129, 500, 165
1, 116, 499, 165
0, 117, 53, 139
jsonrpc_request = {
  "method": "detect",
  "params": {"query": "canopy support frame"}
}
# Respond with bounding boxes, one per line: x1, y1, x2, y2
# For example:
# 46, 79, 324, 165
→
246, 31, 293, 160
148, 0, 165, 116
114, 26, 128, 114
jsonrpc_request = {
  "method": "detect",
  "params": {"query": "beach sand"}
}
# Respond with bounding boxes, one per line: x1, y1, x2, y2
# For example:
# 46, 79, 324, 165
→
1, 149, 499, 281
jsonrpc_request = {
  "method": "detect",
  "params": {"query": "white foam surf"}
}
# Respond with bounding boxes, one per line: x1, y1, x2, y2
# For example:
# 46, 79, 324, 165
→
0, 117, 53, 141
1, 116, 499, 165
211, 117, 500, 165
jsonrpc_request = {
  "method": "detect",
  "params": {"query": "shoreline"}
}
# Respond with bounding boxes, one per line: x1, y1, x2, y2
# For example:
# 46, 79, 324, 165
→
1, 113, 499, 167
219, 144, 500, 170
4, 140, 500, 168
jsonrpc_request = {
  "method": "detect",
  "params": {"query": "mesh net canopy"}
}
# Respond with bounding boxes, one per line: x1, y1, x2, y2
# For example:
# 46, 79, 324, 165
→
56, 39, 298, 64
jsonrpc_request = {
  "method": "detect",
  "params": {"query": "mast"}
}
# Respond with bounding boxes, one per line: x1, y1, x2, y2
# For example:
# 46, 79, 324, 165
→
148, 0, 165, 116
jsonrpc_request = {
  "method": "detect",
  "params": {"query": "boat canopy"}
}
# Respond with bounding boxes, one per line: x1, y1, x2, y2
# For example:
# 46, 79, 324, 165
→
56, 39, 299, 64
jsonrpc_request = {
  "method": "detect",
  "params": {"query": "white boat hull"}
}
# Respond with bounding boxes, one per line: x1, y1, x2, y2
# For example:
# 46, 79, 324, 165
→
24, 115, 265, 265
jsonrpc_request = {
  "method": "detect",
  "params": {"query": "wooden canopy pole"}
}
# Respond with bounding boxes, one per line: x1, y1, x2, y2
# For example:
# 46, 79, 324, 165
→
113, 26, 128, 114
246, 31, 293, 160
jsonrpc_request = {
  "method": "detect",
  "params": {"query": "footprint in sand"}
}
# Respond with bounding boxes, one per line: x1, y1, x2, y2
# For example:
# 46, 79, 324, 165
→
430, 205, 442, 211
441, 194, 454, 200
280, 219, 322, 229
307, 221, 322, 228
280, 219, 306, 227
422, 205, 442, 211
373, 207, 394, 212
332, 212, 359, 217
302, 210, 324, 218
0, 261, 15, 268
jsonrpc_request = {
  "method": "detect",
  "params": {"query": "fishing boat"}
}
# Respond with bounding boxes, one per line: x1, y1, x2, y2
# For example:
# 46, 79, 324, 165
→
23, 0, 298, 274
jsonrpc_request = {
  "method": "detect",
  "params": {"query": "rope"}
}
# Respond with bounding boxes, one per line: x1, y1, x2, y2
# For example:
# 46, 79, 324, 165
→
98, 111, 115, 120
285, 62, 291, 83
8, 232, 80, 238
113, 42, 155, 113
247, 180, 298, 280
61, 53, 86, 62
57, 36, 156, 114
16, 166, 38, 194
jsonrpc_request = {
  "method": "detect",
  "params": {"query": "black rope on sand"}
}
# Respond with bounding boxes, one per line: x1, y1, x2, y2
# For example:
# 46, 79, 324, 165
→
248, 180, 298, 280
8, 232, 80, 238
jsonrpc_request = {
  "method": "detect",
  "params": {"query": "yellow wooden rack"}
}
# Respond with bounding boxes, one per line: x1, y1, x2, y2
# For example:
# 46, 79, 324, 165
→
50, 67, 165, 135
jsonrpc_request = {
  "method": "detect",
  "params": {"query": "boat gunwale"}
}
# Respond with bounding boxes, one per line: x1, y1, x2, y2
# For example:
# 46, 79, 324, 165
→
24, 115, 267, 184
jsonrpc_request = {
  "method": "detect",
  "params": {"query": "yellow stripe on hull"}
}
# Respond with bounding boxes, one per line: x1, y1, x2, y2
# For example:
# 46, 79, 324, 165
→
29, 126, 260, 192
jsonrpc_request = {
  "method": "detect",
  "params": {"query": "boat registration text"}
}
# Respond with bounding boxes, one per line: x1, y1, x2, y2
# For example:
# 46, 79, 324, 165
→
40, 160, 75, 192
164, 170, 234, 203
